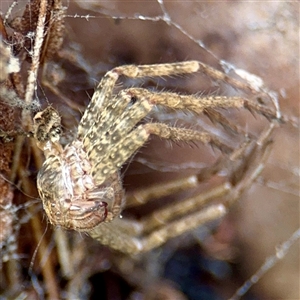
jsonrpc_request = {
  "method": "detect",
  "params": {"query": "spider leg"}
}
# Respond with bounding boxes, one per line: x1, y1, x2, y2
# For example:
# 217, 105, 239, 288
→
91, 121, 234, 184
78, 61, 200, 139
144, 122, 233, 153
126, 87, 278, 121
81, 61, 278, 185
124, 144, 244, 208
112, 60, 273, 101
87, 204, 227, 255
85, 83, 236, 185
124, 137, 254, 230
113, 61, 257, 94
112, 61, 278, 119
81, 91, 133, 151
87, 81, 254, 186
138, 204, 227, 253
85, 90, 152, 158
87, 124, 274, 255
138, 124, 274, 234
80, 60, 278, 142
203, 109, 252, 137
83, 90, 155, 184
78, 71, 120, 138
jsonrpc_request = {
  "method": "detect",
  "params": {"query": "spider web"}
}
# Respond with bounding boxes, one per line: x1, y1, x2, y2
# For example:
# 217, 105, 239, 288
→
0, 1, 299, 299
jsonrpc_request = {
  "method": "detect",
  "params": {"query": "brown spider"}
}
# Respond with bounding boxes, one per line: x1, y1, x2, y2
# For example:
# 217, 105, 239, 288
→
34, 61, 278, 255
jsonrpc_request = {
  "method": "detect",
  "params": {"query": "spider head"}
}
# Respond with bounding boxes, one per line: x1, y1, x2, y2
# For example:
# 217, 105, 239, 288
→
33, 107, 62, 151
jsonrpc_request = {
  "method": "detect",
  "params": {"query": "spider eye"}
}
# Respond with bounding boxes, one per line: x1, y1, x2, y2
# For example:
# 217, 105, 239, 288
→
55, 127, 61, 134
130, 96, 137, 105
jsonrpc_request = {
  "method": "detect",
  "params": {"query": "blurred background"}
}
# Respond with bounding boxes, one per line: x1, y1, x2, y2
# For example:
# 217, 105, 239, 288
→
0, 1, 299, 299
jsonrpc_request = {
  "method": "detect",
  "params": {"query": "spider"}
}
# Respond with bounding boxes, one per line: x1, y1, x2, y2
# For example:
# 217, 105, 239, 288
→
33, 61, 278, 255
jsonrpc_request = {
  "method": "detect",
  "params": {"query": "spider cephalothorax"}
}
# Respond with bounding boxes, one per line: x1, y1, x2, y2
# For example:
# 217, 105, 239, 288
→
34, 107, 123, 230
